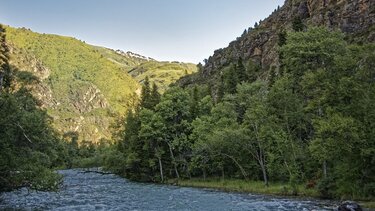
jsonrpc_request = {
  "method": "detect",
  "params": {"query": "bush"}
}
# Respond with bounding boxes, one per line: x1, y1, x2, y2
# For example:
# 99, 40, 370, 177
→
317, 176, 336, 198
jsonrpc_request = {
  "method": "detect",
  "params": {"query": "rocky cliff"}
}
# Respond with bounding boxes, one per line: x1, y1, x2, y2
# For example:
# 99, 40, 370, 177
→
179, 0, 374, 86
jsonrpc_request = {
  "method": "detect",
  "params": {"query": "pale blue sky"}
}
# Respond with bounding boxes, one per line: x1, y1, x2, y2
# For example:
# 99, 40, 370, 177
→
0, 0, 284, 63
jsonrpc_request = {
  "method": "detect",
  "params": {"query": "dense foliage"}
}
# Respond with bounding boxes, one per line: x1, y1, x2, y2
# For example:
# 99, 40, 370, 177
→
0, 24, 113, 192
0, 25, 64, 191
108, 27, 374, 200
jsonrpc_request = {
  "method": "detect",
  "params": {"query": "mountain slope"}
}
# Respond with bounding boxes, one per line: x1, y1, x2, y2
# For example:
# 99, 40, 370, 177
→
178, 0, 374, 89
94, 46, 197, 92
5, 26, 196, 142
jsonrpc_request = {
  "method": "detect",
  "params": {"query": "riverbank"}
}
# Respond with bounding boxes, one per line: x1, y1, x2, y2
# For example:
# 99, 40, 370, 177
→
170, 178, 318, 197
168, 178, 375, 209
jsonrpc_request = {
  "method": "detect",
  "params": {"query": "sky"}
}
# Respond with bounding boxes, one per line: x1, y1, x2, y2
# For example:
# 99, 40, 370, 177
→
0, 0, 284, 63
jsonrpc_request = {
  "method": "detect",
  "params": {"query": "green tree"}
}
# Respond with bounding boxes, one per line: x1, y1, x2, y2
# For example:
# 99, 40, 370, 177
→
149, 82, 161, 109
190, 86, 199, 119
155, 87, 191, 179
139, 109, 166, 182
239, 81, 271, 186
0, 24, 11, 92
235, 57, 247, 83
292, 16, 304, 32
140, 76, 152, 109
223, 64, 237, 94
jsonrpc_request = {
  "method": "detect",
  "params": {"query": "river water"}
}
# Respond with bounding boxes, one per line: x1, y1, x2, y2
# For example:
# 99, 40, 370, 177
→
0, 169, 337, 210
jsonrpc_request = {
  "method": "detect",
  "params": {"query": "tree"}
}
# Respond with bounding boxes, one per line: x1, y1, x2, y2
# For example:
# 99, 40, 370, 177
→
280, 27, 346, 87
278, 30, 287, 47
292, 16, 304, 32
239, 81, 271, 186
0, 89, 63, 191
155, 87, 191, 179
0, 24, 11, 92
216, 76, 225, 102
281, 27, 375, 197
140, 76, 152, 109
149, 82, 161, 109
242, 29, 247, 37
139, 109, 166, 182
223, 64, 237, 94
190, 86, 199, 119
235, 57, 247, 83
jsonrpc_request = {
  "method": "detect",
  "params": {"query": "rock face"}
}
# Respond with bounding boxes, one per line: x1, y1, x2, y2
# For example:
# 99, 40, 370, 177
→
69, 83, 108, 113
179, 0, 374, 86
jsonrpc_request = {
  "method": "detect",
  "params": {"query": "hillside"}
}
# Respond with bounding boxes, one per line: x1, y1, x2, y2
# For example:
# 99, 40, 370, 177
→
5, 26, 196, 142
178, 0, 374, 90
94, 46, 197, 92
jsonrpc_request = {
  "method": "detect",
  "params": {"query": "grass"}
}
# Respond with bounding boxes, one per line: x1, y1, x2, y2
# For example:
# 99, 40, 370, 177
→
172, 178, 319, 198
94, 46, 197, 92
130, 61, 197, 92
170, 178, 375, 209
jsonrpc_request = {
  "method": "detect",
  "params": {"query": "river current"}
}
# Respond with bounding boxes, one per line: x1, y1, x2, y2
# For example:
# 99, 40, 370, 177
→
0, 169, 337, 210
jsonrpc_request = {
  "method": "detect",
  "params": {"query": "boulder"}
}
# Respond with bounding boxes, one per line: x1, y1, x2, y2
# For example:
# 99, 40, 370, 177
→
338, 201, 362, 211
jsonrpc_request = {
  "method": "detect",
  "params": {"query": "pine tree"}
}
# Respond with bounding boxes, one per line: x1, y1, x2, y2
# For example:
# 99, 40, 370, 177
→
278, 30, 287, 47
216, 79, 225, 103
0, 24, 11, 92
149, 82, 161, 109
190, 86, 199, 118
292, 16, 304, 32
225, 66, 237, 94
140, 76, 151, 109
242, 29, 247, 37
235, 57, 247, 83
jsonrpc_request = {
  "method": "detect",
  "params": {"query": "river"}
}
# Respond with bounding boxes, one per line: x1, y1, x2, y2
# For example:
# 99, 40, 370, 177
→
0, 169, 337, 210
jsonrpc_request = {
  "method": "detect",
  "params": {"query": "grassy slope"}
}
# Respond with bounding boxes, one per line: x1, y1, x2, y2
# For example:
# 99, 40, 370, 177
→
92, 46, 145, 69
129, 61, 197, 92
94, 46, 197, 92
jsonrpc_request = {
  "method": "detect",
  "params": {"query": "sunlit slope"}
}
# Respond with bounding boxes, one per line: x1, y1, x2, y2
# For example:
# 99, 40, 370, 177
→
6, 26, 140, 142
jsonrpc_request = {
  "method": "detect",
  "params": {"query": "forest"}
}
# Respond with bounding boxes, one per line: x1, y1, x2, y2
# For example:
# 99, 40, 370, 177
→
1, 23, 374, 202
106, 26, 375, 200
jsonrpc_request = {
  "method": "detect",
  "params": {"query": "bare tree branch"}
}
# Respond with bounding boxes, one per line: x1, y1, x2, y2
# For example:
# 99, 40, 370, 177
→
16, 123, 33, 143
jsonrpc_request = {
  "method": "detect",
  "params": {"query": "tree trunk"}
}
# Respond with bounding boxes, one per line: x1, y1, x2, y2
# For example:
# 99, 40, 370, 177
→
158, 157, 164, 182
167, 143, 180, 179
221, 166, 225, 181
203, 168, 206, 181
323, 160, 327, 178
259, 160, 268, 186
221, 153, 247, 180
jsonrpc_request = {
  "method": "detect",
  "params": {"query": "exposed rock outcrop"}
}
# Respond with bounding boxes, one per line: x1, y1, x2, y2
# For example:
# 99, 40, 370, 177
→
69, 83, 109, 113
179, 0, 374, 87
